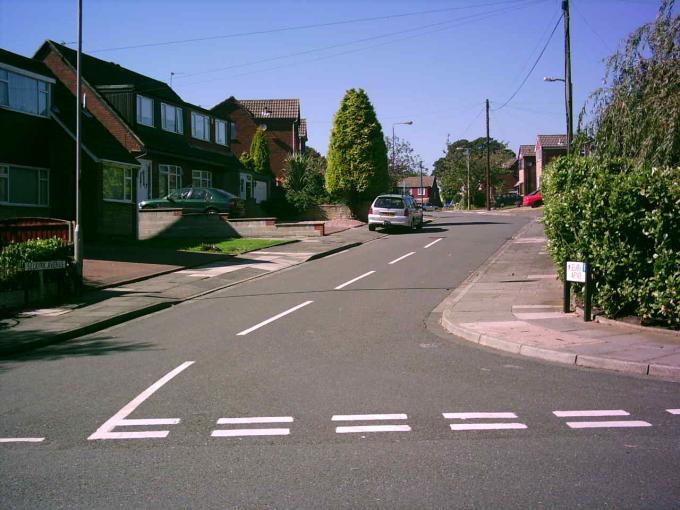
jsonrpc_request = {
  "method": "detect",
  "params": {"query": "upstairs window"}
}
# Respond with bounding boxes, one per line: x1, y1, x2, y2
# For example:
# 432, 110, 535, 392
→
0, 68, 51, 117
191, 112, 210, 141
215, 119, 227, 146
161, 103, 183, 134
229, 121, 237, 140
136, 95, 153, 126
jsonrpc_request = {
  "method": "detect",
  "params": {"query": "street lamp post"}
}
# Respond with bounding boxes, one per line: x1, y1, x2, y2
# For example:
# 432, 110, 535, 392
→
456, 147, 471, 210
392, 121, 413, 194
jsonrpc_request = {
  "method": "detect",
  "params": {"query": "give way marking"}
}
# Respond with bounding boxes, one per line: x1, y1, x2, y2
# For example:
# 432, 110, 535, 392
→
88, 361, 194, 440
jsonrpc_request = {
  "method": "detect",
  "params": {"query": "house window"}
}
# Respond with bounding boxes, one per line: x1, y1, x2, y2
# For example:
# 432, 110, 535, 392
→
0, 68, 51, 117
103, 163, 133, 202
229, 122, 237, 140
159, 164, 182, 197
417, 187, 426, 196
136, 95, 153, 126
161, 103, 183, 134
192, 170, 212, 188
191, 112, 210, 141
0, 164, 49, 206
215, 120, 227, 146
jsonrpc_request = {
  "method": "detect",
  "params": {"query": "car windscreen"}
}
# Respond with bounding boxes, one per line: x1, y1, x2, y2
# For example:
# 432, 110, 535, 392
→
374, 197, 404, 209
211, 189, 237, 200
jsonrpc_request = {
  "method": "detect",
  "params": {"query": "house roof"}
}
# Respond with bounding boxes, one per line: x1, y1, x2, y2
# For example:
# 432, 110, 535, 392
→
501, 158, 518, 169
537, 134, 567, 148
518, 144, 536, 157
299, 118, 307, 139
0, 47, 54, 79
37, 41, 181, 103
397, 176, 435, 188
238, 99, 300, 120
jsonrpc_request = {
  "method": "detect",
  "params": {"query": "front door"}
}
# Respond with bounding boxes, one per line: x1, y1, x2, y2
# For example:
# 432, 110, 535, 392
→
137, 159, 151, 202
239, 173, 252, 200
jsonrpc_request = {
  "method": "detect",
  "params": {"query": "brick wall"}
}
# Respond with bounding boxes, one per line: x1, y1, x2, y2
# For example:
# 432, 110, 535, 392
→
100, 201, 136, 238
41, 50, 142, 153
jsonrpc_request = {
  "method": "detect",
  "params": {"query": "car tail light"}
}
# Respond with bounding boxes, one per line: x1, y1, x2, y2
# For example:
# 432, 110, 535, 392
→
368, 206, 373, 215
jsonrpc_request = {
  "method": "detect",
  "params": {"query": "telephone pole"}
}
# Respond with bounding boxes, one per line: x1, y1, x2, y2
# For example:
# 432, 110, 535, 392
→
485, 98, 490, 211
563, 0, 573, 154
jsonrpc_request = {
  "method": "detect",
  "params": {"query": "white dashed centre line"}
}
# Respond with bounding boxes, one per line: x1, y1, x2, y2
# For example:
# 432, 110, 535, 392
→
667, 409, 680, 415
424, 238, 443, 249
237, 300, 314, 336
0, 438, 45, 443
388, 252, 415, 265
334, 271, 376, 290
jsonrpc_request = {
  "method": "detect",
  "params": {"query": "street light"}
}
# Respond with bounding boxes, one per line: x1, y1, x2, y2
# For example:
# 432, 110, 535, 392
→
392, 121, 413, 195
544, 74, 573, 152
456, 147, 471, 210
543, 76, 565, 82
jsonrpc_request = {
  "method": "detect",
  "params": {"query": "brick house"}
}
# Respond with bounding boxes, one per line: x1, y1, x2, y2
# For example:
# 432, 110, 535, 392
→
1, 47, 140, 238
395, 175, 441, 206
535, 134, 567, 189
211, 97, 307, 184
34, 41, 248, 211
517, 144, 536, 195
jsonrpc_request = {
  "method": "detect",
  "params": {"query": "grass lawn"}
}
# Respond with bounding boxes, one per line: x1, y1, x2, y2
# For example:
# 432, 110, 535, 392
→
134, 238, 292, 255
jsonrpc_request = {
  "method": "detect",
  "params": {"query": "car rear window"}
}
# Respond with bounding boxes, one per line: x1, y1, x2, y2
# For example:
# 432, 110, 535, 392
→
374, 197, 404, 209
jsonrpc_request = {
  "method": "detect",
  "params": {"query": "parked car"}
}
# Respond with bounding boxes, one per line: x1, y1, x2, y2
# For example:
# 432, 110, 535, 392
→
494, 192, 522, 208
368, 194, 424, 231
522, 189, 542, 208
139, 187, 245, 217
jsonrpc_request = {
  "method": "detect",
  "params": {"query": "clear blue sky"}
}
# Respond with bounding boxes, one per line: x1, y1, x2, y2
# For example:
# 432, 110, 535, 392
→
0, 0, 670, 172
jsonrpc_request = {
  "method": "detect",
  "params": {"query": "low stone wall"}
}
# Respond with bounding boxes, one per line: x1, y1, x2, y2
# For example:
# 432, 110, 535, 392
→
138, 209, 324, 239
303, 204, 354, 220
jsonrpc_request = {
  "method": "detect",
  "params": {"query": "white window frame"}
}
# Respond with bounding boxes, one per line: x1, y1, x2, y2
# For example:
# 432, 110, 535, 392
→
0, 163, 49, 207
158, 164, 182, 197
0, 66, 52, 118
192, 170, 212, 188
215, 119, 227, 146
161, 102, 183, 134
102, 163, 134, 203
229, 121, 237, 140
191, 111, 210, 141
136, 94, 154, 127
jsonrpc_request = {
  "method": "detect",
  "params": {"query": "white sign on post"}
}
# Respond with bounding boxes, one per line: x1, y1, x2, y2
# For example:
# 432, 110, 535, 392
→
24, 260, 66, 271
566, 261, 587, 283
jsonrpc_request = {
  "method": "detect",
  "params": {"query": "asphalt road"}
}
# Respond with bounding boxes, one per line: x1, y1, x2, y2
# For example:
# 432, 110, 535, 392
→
1, 212, 679, 509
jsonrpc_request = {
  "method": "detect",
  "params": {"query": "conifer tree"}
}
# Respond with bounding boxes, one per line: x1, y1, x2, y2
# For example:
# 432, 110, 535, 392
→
326, 89, 389, 206
250, 128, 271, 174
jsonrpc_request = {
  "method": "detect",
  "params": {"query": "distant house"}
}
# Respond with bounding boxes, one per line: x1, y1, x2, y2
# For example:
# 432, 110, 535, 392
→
34, 40, 248, 211
395, 175, 441, 206
517, 144, 536, 195
498, 157, 519, 194
535, 134, 567, 189
211, 97, 306, 184
1, 47, 139, 238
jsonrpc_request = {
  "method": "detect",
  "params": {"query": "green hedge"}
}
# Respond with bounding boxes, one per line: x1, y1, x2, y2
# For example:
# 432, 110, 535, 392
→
542, 156, 679, 328
0, 237, 71, 290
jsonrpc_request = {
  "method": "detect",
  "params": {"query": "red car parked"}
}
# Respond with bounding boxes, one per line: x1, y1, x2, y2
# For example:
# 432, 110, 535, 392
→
523, 189, 543, 208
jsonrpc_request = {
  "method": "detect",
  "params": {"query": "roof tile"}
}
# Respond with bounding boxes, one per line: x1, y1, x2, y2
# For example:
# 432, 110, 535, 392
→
238, 99, 300, 119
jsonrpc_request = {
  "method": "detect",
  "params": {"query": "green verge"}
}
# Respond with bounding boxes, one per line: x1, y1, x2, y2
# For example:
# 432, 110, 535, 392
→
133, 238, 292, 255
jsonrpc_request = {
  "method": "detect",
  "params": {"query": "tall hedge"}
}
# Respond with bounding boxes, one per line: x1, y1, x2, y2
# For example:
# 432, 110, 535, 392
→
542, 156, 679, 328
325, 89, 389, 206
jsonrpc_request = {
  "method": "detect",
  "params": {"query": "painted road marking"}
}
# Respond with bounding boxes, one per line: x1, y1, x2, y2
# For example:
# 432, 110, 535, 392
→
88, 361, 194, 440
333, 414, 410, 434
236, 301, 314, 336
0, 437, 45, 443
566, 421, 652, 429
332, 414, 407, 421
334, 271, 376, 290
212, 416, 293, 437
388, 252, 416, 265
444, 411, 527, 431
424, 238, 443, 249
450, 423, 528, 431
336, 425, 411, 434
553, 410, 630, 417
667, 409, 680, 415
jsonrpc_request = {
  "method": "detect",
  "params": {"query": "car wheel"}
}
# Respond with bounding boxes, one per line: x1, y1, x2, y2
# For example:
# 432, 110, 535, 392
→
368, 224, 376, 231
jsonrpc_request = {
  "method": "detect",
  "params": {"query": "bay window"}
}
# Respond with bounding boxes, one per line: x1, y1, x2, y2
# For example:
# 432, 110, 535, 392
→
192, 170, 212, 188
159, 164, 182, 197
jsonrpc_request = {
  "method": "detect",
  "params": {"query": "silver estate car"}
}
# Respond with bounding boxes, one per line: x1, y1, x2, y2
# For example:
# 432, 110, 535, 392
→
368, 194, 424, 231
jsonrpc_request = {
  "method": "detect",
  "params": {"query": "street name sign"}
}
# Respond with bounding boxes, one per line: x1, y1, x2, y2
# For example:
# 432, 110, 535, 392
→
24, 260, 66, 271
566, 261, 587, 283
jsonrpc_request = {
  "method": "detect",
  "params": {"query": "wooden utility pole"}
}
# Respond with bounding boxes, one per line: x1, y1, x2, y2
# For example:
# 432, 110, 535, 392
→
485, 98, 490, 211
563, 0, 573, 154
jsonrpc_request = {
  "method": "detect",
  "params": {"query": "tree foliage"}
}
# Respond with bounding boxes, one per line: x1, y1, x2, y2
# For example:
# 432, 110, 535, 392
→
325, 89, 389, 205
582, 0, 680, 166
385, 135, 423, 184
282, 153, 327, 213
249, 127, 272, 174
432, 137, 515, 206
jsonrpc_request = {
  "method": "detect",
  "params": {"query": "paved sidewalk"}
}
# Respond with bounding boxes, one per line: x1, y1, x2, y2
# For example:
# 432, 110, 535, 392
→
0, 225, 383, 357
439, 218, 680, 381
